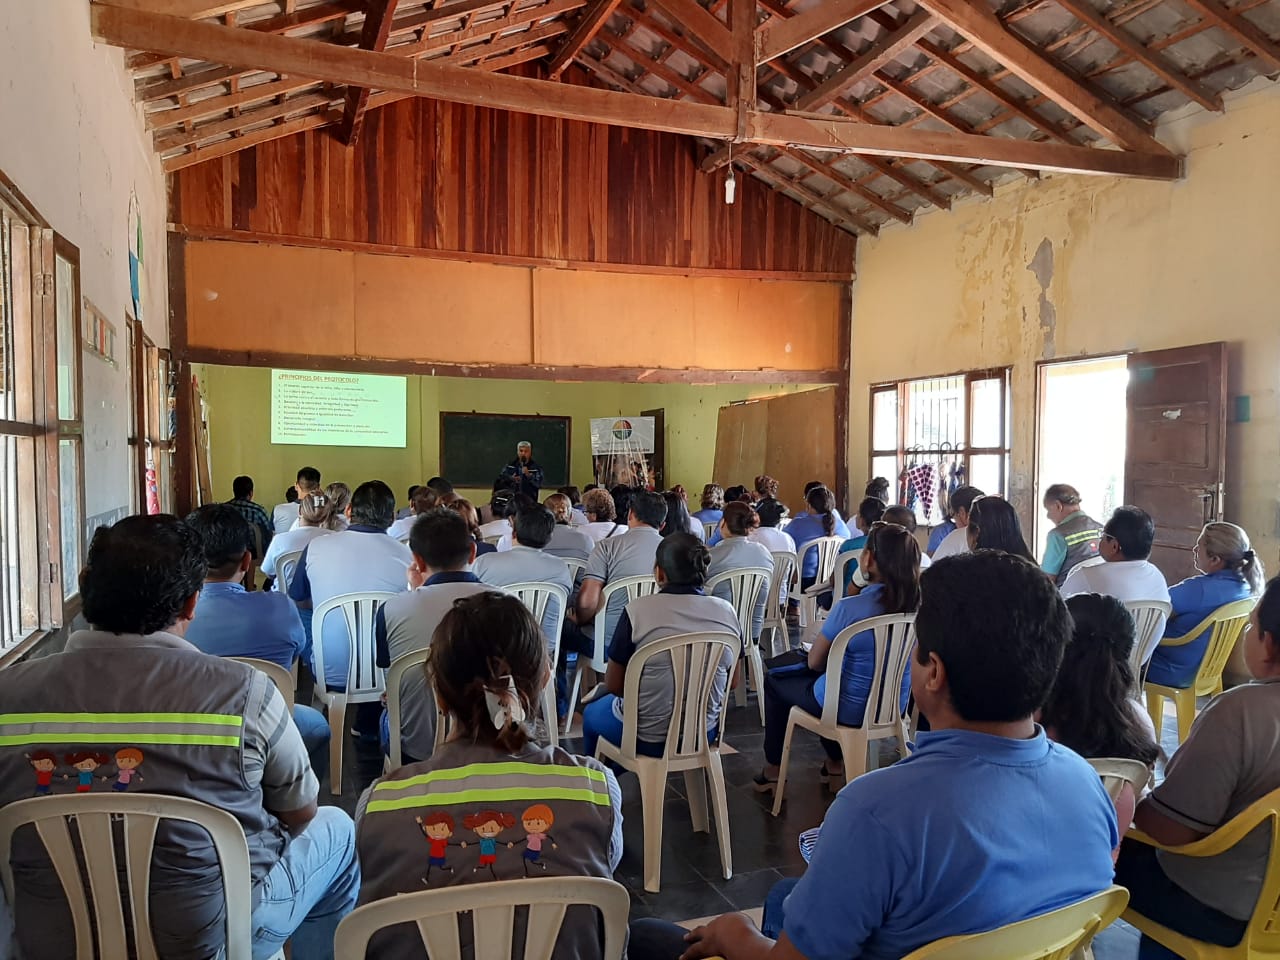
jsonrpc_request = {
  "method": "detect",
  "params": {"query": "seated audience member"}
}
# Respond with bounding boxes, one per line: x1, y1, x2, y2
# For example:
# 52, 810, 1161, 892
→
1146, 522, 1266, 689
272, 486, 300, 535
475, 504, 574, 642
478, 476, 514, 525
395, 484, 420, 521
480, 487, 518, 550
387, 485, 435, 541
927, 513, 956, 557
930, 485, 984, 561
967, 495, 1035, 561
671, 484, 705, 539
543, 493, 595, 562
557, 484, 589, 526
724, 484, 752, 506
582, 533, 740, 760
290, 480, 411, 694
227, 474, 273, 558
837, 497, 889, 597
693, 483, 725, 528
610, 485, 636, 527
376, 509, 487, 764
185, 504, 330, 778
786, 486, 853, 592
1041, 483, 1105, 585
708, 502, 774, 641
660, 489, 696, 540
1041, 593, 1160, 844
319, 481, 351, 532
755, 522, 920, 791
755, 475, 780, 501
883, 504, 933, 570
1116, 576, 1280, 958
1061, 506, 1171, 608
264, 489, 335, 592
750, 498, 795, 554
581, 487, 626, 544
864, 476, 891, 505
0, 515, 359, 960
357, 593, 621, 959
793, 481, 846, 523
446, 497, 497, 557
633, 550, 1118, 960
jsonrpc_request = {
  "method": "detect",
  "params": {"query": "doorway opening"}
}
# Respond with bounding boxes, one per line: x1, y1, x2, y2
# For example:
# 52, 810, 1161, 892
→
1035, 356, 1129, 557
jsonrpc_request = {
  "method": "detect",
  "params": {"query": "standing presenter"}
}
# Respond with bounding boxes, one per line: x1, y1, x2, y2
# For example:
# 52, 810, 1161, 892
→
502, 441, 544, 499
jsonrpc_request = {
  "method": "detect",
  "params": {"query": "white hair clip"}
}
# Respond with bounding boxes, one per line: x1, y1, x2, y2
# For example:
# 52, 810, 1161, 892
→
483, 675, 526, 731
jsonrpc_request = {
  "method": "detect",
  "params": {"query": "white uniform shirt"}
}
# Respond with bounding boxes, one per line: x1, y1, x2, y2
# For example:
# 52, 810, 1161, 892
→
931, 525, 970, 561
1060, 558, 1171, 605
271, 502, 300, 535
582, 521, 627, 545
262, 525, 332, 586
750, 527, 796, 554
386, 514, 417, 541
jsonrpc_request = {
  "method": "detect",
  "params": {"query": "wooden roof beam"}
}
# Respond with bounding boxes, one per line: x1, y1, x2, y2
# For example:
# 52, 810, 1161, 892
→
1053, 0, 1222, 112
547, 0, 623, 78
1180, 0, 1280, 73
110, 0, 263, 18
914, 0, 1169, 154
794, 9, 938, 112
780, 147, 912, 223
740, 155, 879, 234
339, 0, 398, 146
756, 0, 891, 64
644, 0, 733, 63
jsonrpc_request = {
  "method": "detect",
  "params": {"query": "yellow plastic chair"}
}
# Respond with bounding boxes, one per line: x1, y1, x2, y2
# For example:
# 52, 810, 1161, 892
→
1144, 597, 1256, 743
1123, 787, 1280, 959
900, 886, 1128, 959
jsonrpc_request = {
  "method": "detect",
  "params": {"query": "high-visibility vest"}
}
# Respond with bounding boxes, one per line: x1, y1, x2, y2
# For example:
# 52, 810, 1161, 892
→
1052, 511, 1106, 586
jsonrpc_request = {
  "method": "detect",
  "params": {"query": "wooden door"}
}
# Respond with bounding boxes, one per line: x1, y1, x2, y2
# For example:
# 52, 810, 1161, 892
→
641, 407, 665, 491
1125, 342, 1227, 582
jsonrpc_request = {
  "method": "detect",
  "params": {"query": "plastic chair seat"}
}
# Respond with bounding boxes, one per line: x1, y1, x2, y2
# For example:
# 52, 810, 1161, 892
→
705, 566, 771, 727
564, 575, 658, 735
761, 551, 797, 659
796, 537, 845, 630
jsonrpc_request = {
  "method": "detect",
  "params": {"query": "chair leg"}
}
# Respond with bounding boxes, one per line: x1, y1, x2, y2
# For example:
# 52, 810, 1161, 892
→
706, 753, 733, 881
637, 762, 668, 894
838, 730, 868, 785
1145, 689, 1165, 742
327, 696, 347, 797
684, 769, 709, 834
540, 686, 559, 748
749, 648, 767, 728
771, 715, 797, 818
563, 665, 583, 736
1174, 688, 1196, 744
733, 660, 747, 708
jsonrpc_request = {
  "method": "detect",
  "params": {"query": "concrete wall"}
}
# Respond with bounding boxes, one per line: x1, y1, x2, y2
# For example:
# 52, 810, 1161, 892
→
849, 80, 1280, 566
0, 3, 169, 531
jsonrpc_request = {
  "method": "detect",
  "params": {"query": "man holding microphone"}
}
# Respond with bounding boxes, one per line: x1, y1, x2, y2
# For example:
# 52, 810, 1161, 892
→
502, 440, 544, 499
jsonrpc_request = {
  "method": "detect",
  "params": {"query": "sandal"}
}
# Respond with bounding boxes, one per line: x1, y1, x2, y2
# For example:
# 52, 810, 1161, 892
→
752, 773, 778, 793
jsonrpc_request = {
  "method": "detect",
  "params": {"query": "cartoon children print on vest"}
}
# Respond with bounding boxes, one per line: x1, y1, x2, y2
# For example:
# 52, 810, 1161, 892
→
416, 812, 461, 882
519, 804, 558, 876
112, 748, 144, 791
26, 748, 146, 795
461, 810, 517, 879
26, 752, 57, 796
64, 753, 110, 792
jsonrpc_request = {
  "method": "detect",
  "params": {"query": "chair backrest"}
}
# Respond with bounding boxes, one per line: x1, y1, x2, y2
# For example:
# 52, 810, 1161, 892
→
616, 631, 741, 761
1123, 600, 1173, 684
334, 876, 630, 960
386, 648, 432, 769
705, 567, 770, 647
228, 656, 295, 711
767, 551, 798, 611
312, 591, 399, 699
483, 534, 505, 547
702, 521, 718, 541
1087, 757, 1152, 802
593, 575, 659, 667
275, 548, 305, 596
820, 613, 918, 731
502, 581, 570, 663
0, 793, 256, 960
900, 885, 1129, 960
798, 536, 845, 583
830, 550, 858, 598
562, 557, 587, 583
1193, 597, 1258, 695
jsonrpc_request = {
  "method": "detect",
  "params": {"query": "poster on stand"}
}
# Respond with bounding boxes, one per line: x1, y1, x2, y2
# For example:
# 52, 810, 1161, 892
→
590, 417, 656, 490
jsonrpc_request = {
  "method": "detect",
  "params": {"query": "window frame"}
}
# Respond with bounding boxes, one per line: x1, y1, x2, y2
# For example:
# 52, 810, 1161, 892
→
52, 235, 85, 616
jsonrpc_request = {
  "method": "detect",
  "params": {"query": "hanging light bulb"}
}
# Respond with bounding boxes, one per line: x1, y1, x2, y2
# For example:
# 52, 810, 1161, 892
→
725, 166, 737, 205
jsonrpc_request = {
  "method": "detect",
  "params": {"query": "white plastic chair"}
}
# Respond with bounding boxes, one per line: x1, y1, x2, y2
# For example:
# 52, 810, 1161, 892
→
564, 574, 659, 735
228, 656, 295, 710
796, 536, 845, 629
702, 521, 718, 541
762, 551, 797, 658
773, 612, 917, 816
562, 557, 587, 583
828, 550, 859, 601
274, 548, 304, 596
503, 581, 569, 748
1088, 757, 1152, 803
312, 590, 399, 795
706, 567, 771, 726
0, 793, 285, 960
596, 631, 741, 893
385, 648, 431, 772
1124, 599, 1173, 691
334, 876, 630, 959
483, 534, 505, 547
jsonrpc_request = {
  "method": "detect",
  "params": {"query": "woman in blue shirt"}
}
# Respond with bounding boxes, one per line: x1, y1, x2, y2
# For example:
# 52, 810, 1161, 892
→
754, 522, 920, 790
835, 497, 889, 597
786, 486, 852, 590
1145, 522, 1265, 688
691, 483, 724, 527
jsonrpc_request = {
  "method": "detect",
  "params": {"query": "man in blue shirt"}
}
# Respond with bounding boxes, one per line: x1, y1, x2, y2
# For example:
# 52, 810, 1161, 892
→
630, 550, 1119, 960
185, 504, 330, 780
501, 440, 544, 499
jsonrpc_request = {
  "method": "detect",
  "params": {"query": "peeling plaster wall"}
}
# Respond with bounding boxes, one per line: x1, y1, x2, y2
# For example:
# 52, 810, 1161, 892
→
850, 80, 1280, 565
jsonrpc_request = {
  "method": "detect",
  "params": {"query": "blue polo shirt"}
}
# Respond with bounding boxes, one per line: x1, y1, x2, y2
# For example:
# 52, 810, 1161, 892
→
186, 580, 305, 670
814, 583, 907, 725
783, 727, 1118, 960
786, 512, 853, 581
1146, 569, 1252, 688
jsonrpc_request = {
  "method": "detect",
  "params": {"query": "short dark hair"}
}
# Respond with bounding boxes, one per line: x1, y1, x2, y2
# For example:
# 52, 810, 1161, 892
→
410, 508, 474, 571
1104, 505, 1156, 560
491, 487, 517, 518
656, 532, 711, 587
349, 480, 396, 530
883, 504, 917, 533
285, 487, 299, 504
630, 490, 667, 529
427, 477, 454, 495
1259, 577, 1280, 642
857, 497, 887, 529
949, 485, 984, 515
184, 503, 252, 578
81, 515, 206, 636
916, 551, 1071, 723
513, 505, 556, 549
723, 501, 758, 537
864, 477, 891, 503
296, 466, 321, 487
610, 485, 635, 523
407, 484, 421, 501
756, 497, 788, 528
232, 475, 254, 500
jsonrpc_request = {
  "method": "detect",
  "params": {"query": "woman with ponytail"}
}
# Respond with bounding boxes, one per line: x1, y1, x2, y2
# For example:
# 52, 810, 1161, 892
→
785, 485, 852, 591
356, 593, 622, 957
581, 532, 742, 761
1146, 522, 1267, 689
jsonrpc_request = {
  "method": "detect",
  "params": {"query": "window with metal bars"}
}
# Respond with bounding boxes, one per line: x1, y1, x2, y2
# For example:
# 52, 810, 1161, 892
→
869, 369, 1012, 527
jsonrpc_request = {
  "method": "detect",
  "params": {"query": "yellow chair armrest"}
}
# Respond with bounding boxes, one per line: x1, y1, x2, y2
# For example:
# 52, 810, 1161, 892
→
1126, 807, 1271, 857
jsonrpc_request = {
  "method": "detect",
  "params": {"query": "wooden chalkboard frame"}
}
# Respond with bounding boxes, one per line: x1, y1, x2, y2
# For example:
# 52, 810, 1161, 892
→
439, 411, 572, 488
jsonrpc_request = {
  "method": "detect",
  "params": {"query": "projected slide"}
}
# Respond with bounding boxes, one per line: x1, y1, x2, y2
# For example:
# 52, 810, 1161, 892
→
271, 369, 407, 448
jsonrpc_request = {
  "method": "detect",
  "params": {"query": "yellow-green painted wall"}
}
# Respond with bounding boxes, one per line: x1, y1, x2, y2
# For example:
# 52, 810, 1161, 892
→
850, 81, 1280, 564
194, 364, 818, 507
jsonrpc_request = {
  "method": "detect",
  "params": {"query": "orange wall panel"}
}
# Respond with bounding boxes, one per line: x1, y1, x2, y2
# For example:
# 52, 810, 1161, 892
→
690, 279, 841, 371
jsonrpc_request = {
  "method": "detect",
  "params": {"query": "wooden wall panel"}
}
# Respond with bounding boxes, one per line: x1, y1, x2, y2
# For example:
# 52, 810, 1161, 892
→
713, 388, 836, 508
172, 94, 856, 278
691, 279, 841, 371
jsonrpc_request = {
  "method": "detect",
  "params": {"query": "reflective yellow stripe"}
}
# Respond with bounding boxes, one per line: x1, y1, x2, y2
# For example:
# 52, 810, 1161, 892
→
0, 713, 242, 726
0, 733, 240, 747
1064, 532, 1101, 545
373, 761, 608, 793
366, 785, 610, 814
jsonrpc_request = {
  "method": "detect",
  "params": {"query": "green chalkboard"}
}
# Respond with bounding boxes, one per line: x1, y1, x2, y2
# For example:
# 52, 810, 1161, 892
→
439, 412, 571, 488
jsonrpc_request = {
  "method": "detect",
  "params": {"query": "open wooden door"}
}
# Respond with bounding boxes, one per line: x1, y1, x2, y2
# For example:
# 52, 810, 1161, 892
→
641, 408, 665, 491
1125, 342, 1227, 583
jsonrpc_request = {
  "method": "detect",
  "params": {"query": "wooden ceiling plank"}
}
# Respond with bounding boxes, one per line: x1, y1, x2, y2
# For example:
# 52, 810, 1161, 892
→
914, 0, 1169, 153
547, 0, 624, 78
645, 0, 734, 63
339, 0, 399, 145
156, 90, 335, 151
147, 78, 323, 130
625, 4, 731, 72
1053, 0, 1222, 111
109, 0, 263, 18
756, 0, 891, 64
410, 0, 586, 55
793, 10, 938, 112
1180, 0, 1280, 73
782, 147, 912, 222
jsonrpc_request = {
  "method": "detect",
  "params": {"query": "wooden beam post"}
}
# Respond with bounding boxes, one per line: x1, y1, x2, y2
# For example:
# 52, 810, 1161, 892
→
756, 0, 891, 64
338, 0, 397, 145
547, 0, 623, 79
728, 0, 756, 141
